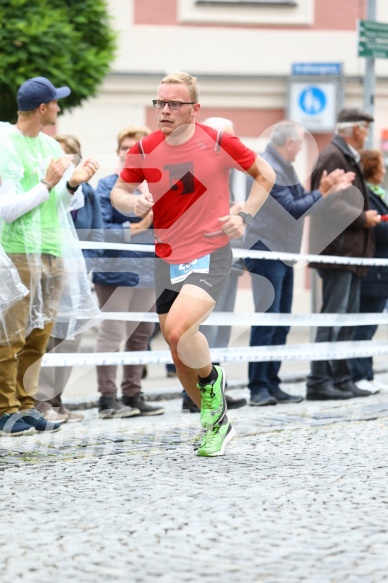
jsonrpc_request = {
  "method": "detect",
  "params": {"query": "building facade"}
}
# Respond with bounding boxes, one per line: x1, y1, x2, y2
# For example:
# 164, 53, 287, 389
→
58, 0, 388, 183
57, 0, 388, 308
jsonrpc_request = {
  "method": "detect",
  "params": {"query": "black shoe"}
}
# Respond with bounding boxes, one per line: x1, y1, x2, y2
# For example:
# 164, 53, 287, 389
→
122, 393, 165, 416
334, 382, 372, 398
225, 394, 247, 409
182, 396, 200, 413
249, 389, 277, 406
271, 387, 304, 404
182, 394, 246, 413
98, 395, 139, 419
306, 385, 353, 401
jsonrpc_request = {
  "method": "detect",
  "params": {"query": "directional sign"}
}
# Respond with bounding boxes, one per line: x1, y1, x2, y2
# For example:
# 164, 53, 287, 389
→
358, 19, 388, 59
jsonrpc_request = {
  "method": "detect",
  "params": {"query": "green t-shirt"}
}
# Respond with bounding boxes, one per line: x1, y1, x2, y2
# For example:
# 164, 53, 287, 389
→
1, 131, 66, 255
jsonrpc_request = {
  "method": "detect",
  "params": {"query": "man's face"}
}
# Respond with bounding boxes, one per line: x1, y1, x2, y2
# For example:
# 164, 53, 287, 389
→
355, 122, 370, 149
117, 137, 136, 167
41, 100, 60, 126
287, 128, 304, 162
155, 83, 199, 136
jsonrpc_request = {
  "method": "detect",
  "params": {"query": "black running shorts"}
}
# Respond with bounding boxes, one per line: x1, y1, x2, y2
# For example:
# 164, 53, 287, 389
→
155, 244, 233, 314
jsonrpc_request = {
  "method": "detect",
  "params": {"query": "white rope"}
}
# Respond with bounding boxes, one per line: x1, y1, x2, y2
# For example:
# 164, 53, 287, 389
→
41, 340, 388, 367
80, 241, 388, 267
88, 311, 388, 327
49, 242, 386, 369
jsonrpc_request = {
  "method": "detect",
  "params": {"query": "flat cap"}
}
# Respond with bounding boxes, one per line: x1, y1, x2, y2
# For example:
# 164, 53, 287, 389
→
336, 107, 374, 123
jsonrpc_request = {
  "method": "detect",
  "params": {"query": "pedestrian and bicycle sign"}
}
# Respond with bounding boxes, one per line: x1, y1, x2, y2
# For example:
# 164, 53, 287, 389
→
299, 86, 326, 115
288, 62, 342, 133
358, 20, 388, 59
288, 82, 338, 132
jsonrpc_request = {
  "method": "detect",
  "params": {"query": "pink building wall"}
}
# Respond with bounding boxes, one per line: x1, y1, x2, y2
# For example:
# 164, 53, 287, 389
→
134, 0, 366, 30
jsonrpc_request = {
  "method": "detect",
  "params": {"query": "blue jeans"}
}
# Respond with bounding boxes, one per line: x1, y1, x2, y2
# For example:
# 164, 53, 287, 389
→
307, 269, 361, 391
351, 295, 387, 382
245, 258, 294, 394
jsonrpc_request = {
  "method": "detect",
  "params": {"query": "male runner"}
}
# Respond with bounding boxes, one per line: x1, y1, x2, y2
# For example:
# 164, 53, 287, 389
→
110, 72, 275, 457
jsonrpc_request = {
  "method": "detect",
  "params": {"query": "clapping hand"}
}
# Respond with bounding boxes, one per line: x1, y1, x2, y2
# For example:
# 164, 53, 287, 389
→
69, 157, 100, 187
44, 156, 73, 188
319, 169, 356, 196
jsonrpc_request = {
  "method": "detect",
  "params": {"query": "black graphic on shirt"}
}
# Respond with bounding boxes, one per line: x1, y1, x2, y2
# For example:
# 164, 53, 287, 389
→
164, 162, 195, 195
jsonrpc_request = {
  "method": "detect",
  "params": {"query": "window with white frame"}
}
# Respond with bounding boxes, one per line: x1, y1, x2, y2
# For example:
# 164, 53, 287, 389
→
179, 0, 312, 26
196, 1, 296, 5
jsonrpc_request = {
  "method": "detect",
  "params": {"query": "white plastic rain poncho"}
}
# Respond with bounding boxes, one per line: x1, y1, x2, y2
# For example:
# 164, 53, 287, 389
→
0, 122, 99, 344
0, 242, 28, 310
0, 236, 29, 330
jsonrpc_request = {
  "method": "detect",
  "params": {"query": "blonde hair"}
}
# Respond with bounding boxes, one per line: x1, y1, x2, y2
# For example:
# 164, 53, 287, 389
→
117, 125, 151, 148
55, 134, 82, 157
160, 72, 199, 103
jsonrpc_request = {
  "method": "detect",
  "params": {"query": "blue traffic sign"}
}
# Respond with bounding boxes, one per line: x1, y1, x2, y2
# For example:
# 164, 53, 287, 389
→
299, 86, 326, 115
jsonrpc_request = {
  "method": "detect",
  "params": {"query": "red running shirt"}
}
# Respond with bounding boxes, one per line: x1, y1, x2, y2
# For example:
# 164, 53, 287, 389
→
120, 123, 256, 263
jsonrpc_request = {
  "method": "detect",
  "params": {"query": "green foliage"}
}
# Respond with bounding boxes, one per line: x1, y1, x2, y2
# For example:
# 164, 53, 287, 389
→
0, 0, 117, 122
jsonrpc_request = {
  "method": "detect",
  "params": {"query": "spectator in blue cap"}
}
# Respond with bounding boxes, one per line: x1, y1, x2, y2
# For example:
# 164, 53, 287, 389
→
17, 76, 71, 111
0, 76, 99, 437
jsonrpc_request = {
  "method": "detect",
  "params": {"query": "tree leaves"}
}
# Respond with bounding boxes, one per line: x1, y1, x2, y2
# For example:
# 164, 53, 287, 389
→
0, 0, 116, 122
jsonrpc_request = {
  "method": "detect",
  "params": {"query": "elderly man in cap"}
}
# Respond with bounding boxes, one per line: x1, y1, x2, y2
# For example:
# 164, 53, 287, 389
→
0, 77, 99, 436
306, 107, 381, 401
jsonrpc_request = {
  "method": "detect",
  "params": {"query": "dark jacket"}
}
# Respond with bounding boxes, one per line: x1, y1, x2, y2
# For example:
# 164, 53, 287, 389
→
72, 182, 104, 269
92, 174, 154, 288
309, 135, 375, 276
244, 142, 322, 254
361, 189, 388, 297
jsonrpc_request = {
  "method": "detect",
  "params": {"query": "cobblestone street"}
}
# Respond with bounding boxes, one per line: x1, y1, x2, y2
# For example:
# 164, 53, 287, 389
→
2, 380, 388, 583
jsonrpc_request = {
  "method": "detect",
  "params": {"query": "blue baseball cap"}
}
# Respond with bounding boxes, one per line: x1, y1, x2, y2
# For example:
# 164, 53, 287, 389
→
17, 76, 71, 111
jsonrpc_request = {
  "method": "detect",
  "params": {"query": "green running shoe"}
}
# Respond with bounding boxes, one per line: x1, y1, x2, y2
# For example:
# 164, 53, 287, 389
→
198, 365, 227, 429
197, 416, 236, 457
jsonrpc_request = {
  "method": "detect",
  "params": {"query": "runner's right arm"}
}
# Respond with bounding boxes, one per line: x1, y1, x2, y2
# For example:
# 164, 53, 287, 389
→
111, 177, 154, 218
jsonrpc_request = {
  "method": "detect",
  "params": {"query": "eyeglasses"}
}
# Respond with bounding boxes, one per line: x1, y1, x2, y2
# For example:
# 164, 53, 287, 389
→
152, 100, 195, 110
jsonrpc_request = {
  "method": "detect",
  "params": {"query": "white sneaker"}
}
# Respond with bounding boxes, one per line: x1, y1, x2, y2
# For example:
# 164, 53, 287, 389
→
370, 378, 388, 392
356, 379, 384, 394
356, 379, 373, 391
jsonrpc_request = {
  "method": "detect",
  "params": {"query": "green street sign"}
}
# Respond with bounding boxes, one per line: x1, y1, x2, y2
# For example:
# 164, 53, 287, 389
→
358, 19, 388, 59
359, 20, 388, 37
359, 41, 388, 59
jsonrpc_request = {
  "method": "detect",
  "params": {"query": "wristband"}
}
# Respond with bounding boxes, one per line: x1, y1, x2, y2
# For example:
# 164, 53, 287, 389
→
40, 179, 52, 192
66, 181, 78, 194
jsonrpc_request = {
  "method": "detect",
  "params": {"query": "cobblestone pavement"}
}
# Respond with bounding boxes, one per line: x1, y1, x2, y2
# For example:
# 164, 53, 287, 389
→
2, 379, 388, 583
